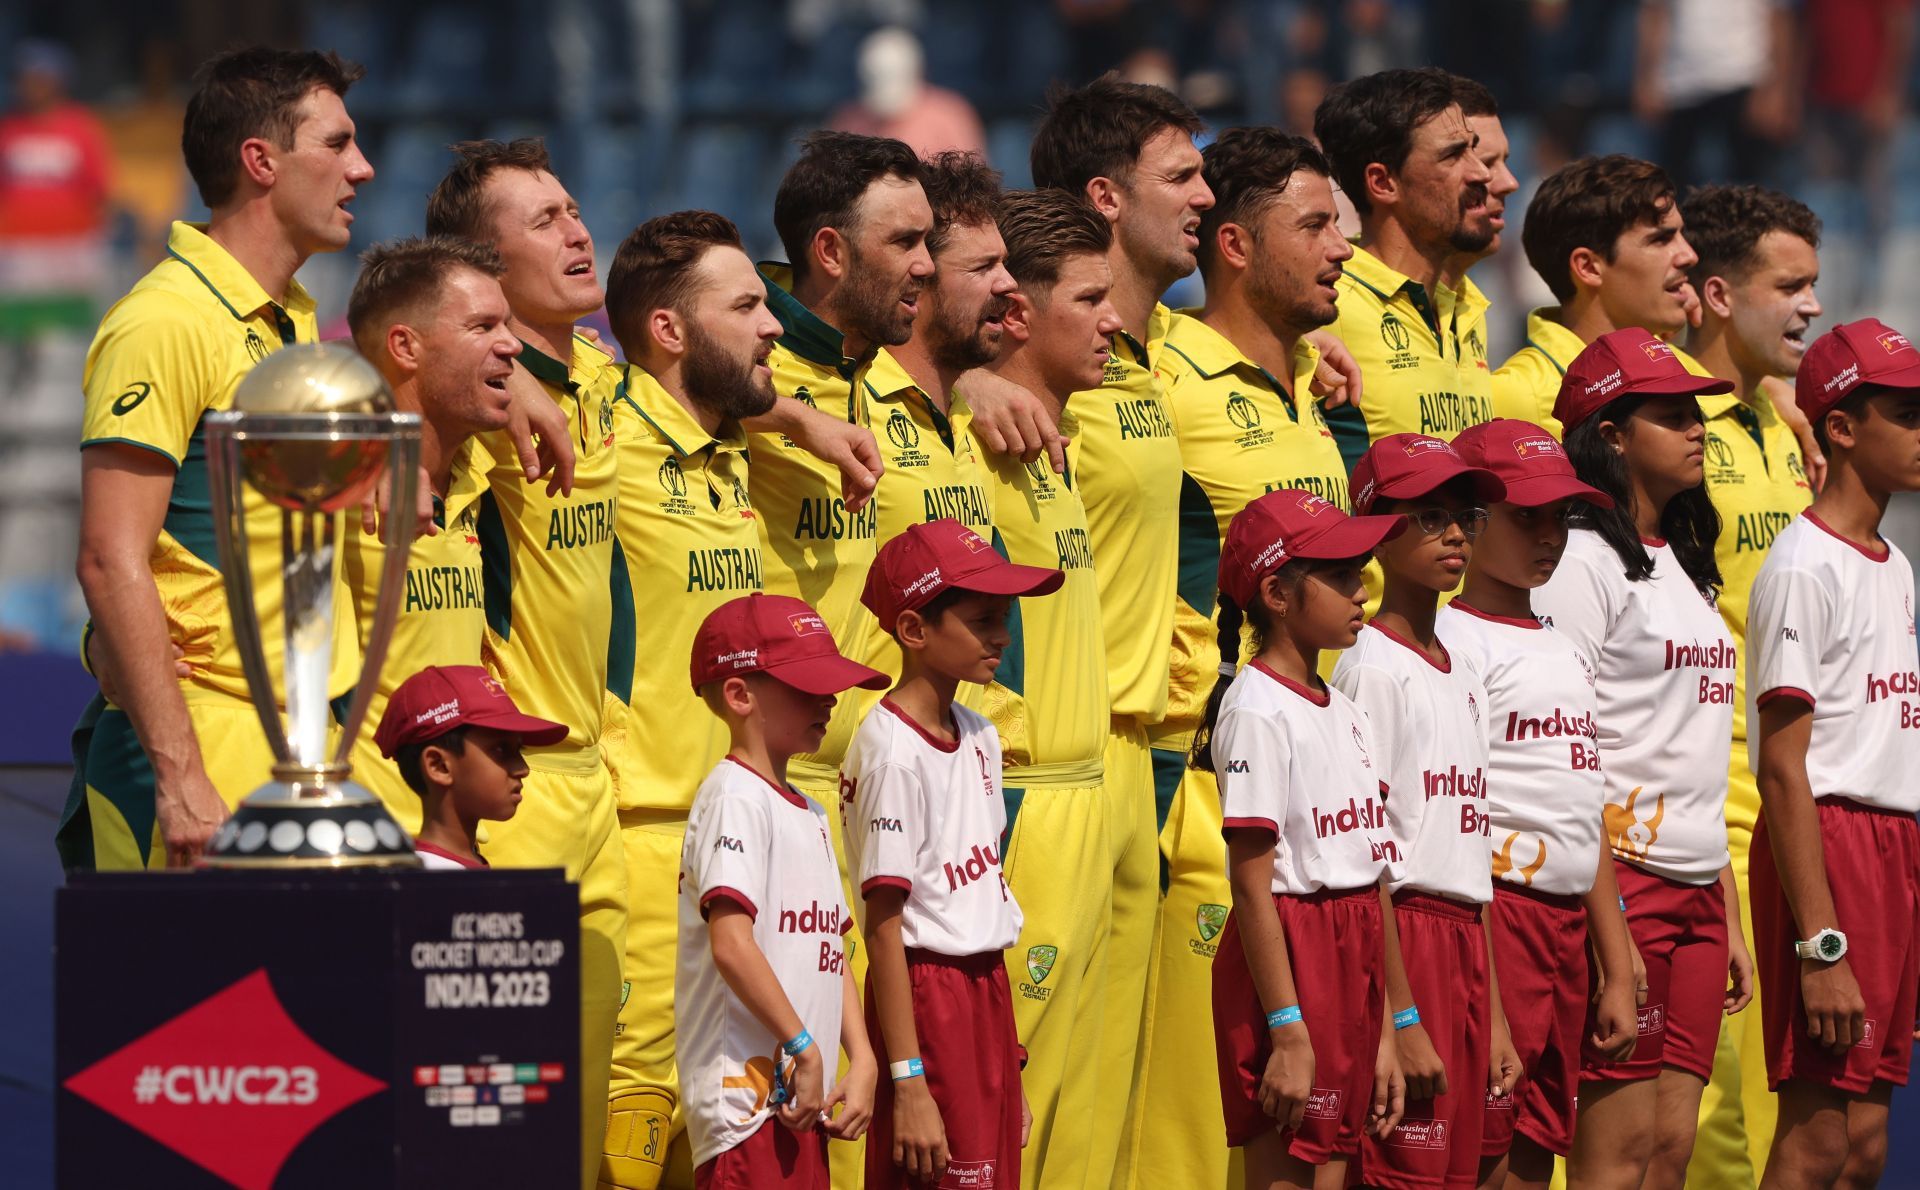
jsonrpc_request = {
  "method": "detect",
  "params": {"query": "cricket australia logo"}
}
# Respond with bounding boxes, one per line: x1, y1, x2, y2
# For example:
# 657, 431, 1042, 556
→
1020, 945, 1058, 1001
1192, 904, 1227, 958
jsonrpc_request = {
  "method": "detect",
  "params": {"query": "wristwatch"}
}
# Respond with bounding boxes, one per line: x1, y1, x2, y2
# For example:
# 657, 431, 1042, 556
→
1794, 928, 1847, 963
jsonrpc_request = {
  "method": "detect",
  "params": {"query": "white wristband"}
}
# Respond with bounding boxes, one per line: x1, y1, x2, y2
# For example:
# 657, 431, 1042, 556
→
889, 1057, 924, 1081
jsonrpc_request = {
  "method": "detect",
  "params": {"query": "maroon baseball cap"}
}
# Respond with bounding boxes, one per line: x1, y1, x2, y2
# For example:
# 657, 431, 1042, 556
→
861, 518, 1063, 628
690, 593, 888, 695
1350, 433, 1507, 514
1795, 318, 1920, 422
1554, 328, 1732, 431
1218, 489, 1407, 608
1450, 419, 1614, 509
374, 665, 568, 757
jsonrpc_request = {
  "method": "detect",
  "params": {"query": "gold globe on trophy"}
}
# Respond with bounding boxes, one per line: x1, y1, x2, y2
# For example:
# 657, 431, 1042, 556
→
200, 343, 424, 867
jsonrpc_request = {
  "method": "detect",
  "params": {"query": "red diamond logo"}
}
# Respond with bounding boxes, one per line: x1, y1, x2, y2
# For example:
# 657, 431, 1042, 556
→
63, 968, 386, 1189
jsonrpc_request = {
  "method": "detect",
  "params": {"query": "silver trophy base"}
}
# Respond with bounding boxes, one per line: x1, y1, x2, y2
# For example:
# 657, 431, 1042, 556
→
201, 779, 422, 869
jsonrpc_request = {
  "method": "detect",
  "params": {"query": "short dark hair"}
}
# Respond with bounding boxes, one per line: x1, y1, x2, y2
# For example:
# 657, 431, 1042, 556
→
183, 48, 364, 208
1680, 184, 1822, 289
425, 139, 555, 245
1312, 67, 1461, 217
772, 130, 921, 279
921, 151, 1004, 256
347, 236, 506, 359
1522, 155, 1677, 303
605, 210, 745, 357
1450, 74, 1500, 119
1198, 127, 1332, 275
394, 726, 469, 798
1029, 72, 1204, 195
997, 190, 1112, 291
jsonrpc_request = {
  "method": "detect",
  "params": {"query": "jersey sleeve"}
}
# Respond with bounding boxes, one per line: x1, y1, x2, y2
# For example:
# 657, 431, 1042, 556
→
80, 299, 216, 465
1330, 661, 1405, 795
1747, 564, 1830, 710
688, 789, 772, 920
846, 761, 928, 897
1215, 707, 1291, 837
1533, 546, 1614, 670
1489, 353, 1554, 430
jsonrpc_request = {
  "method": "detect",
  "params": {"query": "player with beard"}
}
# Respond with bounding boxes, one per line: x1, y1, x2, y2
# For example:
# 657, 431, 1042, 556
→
1314, 66, 1497, 467
1439, 76, 1520, 418
1119, 126, 1359, 1190
856, 150, 1004, 660
593, 210, 791, 1190
1016, 73, 1214, 1190
340, 236, 521, 834
751, 130, 932, 817
1492, 156, 1702, 440
1675, 186, 1824, 1189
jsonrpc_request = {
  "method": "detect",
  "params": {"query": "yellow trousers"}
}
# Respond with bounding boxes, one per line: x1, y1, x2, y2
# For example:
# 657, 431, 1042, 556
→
1119, 754, 1234, 1190
1003, 721, 1155, 1190
60, 694, 312, 871
1686, 754, 1772, 1188
484, 755, 630, 1190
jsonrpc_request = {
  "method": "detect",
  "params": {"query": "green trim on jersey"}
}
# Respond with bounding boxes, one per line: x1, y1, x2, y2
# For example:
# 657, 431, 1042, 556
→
989, 526, 1028, 699
1176, 473, 1221, 618
161, 418, 220, 569
606, 535, 637, 704
477, 489, 512, 641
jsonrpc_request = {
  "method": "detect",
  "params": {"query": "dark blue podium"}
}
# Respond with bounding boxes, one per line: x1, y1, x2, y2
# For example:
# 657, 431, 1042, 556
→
55, 868, 579, 1188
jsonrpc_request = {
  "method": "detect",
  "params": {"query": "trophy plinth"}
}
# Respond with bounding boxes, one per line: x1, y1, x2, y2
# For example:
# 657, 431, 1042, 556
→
199, 344, 424, 869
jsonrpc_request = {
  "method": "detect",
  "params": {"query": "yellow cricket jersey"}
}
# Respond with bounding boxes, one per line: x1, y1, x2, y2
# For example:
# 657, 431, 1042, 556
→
1154, 313, 1351, 744
749, 264, 879, 789
469, 332, 621, 762
78, 221, 355, 706
1069, 302, 1183, 725
866, 349, 994, 543
1445, 273, 1495, 416
973, 421, 1108, 786
343, 441, 488, 731
1492, 311, 1724, 444
606, 365, 763, 811
1324, 245, 1495, 470
854, 348, 997, 687
1490, 308, 1585, 437
1701, 388, 1813, 743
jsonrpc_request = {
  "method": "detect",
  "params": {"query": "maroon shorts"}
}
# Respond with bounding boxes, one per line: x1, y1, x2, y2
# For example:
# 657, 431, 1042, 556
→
1752, 797, 1920, 1094
695, 1120, 828, 1189
1358, 891, 1490, 1190
1214, 885, 1383, 1162
865, 949, 1022, 1190
1481, 883, 1588, 1158
1581, 859, 1727, 1083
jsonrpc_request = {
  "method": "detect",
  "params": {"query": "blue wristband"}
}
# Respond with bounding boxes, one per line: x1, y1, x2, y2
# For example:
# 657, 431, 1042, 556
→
1393, 1006, 1421, 1031
1266, 1005, 1303, 1029
1618, 896, 1628, 912
890, 1057, 925, 1081
781, 1030, 813, 1057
